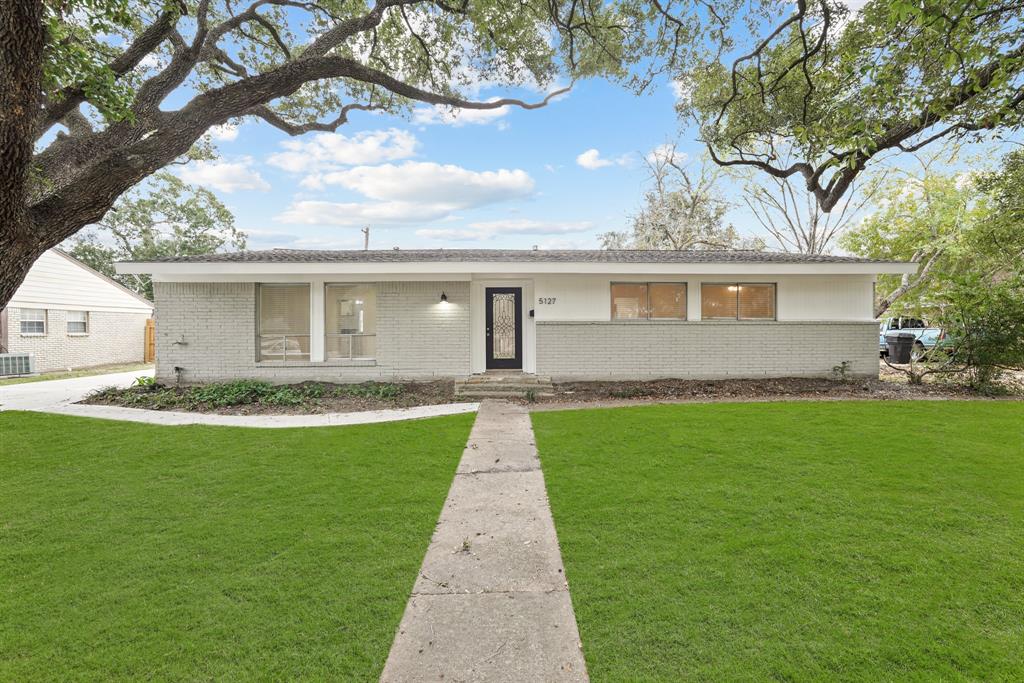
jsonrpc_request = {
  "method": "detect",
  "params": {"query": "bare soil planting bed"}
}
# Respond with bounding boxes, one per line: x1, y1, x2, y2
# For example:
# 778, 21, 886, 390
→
531, 363, 1021, 409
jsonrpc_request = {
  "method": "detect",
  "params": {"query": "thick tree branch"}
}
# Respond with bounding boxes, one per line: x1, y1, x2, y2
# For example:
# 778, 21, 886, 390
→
37, 8, 181, 135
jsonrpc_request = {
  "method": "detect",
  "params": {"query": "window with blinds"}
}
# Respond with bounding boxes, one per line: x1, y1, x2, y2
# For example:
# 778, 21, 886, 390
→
325, 284, 377, 359
67, 310, 89, 334
610, 283, 686, 320
20, 309, 46, 335
701, 283, 776, 320
258, 284, 310, 361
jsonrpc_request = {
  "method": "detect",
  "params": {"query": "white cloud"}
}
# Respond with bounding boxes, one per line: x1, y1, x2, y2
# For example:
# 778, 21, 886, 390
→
138, 53, 166, 70
267, 128, 418, 174
646, 143, 687, 166
178, 158, 269, 193
413, 102, 510, 127
417, 219, 593, 242
277, 200, 456, 226
576, 148, 613, 170
466, 219, 593, 235
669, 78, 694, 105
415, 228, 488, 241
576, 148, 634, 170
316, 161, 534, 206
209, 123, 239, 142
277, 161, 535, 227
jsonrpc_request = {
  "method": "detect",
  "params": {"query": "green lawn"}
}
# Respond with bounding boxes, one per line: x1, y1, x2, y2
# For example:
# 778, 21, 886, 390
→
533, 401, 1024, 681
0, 411, 473, 681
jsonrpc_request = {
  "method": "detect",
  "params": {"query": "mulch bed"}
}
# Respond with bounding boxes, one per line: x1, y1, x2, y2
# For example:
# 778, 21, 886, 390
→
82, 363, 1022, 416
530, 362, 1022, 410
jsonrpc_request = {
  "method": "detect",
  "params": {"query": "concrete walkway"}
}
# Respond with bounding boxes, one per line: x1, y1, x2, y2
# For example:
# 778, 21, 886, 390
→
0, 368, 152, 411
381, 401, 588, 682
0, 368, 478, 428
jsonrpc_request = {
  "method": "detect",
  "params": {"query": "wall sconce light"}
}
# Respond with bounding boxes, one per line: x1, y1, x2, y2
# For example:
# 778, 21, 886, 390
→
440, 291, 448, 303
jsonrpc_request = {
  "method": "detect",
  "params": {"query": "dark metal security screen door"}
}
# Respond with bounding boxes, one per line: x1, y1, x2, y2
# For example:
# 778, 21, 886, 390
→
485, 287, 523, 370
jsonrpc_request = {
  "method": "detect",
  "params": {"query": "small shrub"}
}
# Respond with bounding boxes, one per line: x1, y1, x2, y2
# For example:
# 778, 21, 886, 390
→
133, 375, 157, 388
190, 380, 276, 407
524, 389, 537, 403
831, 361, 852, 381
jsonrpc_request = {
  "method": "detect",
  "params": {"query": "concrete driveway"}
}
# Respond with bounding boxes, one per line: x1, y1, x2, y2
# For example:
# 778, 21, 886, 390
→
0, 368, 153, 412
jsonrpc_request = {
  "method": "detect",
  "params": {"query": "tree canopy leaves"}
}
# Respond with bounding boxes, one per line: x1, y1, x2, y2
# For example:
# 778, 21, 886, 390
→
682, 0, 1024, 211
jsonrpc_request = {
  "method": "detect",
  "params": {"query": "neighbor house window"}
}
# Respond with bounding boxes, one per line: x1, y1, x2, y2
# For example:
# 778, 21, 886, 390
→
701, 283, 776, 320
20, 309, 46, 335
258, 284, 310, 361
67, 310, 89, 334
610, 283, 686, 320
325, 284, 377, 359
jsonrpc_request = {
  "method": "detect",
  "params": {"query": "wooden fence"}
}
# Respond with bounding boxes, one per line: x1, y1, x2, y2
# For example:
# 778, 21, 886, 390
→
144, 318, 156, 363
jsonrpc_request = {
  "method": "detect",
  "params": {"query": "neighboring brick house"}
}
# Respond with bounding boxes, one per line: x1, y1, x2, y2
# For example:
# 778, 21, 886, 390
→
116, 249, 916, 384
1, 249, 153, 374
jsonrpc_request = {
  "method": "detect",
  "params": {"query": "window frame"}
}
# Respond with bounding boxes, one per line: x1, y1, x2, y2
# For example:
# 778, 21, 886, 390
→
610, 282, 688, 321
256, 283, 312, 362
19, 308, 47, 336
700, 282, 778, 321
324, 283, 378, 361
66, 310, 89, 335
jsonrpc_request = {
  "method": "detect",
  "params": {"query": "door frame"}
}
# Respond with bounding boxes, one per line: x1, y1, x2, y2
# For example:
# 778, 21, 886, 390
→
471, 279, 534, 374
484, 286, 523, 370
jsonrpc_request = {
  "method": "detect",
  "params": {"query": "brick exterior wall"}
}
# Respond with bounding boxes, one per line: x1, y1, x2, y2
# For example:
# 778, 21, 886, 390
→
6, 307, 149, 372
153, 281, 471, 384
535, 320, 879, 380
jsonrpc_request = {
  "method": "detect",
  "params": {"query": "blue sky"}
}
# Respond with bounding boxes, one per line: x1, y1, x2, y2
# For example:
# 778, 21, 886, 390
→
178, 76, 717, 252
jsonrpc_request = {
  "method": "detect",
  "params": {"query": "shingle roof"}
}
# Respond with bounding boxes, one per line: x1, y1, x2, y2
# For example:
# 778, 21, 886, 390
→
138, 248, 897, 264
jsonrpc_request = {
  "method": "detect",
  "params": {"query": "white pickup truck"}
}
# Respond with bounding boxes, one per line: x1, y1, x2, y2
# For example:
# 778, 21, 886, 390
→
878, 317, 944, 360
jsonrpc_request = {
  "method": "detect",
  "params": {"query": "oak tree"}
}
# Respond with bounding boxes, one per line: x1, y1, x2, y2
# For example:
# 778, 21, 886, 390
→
1, 0, 692, 308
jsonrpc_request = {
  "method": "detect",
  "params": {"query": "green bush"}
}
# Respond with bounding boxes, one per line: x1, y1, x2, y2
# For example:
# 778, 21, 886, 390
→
935, 274, 1024, 391
190, 380, 277, 406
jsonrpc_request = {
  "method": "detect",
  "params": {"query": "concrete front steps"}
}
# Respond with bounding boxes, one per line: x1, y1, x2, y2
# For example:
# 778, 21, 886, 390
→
455, 373, 555, 399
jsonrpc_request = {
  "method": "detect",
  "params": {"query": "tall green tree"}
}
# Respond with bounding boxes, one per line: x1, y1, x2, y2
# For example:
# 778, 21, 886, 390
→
682, 0, 1024, 212
1, 0, 704, 309
842, 149, 1024, 317
840, 169, 979, 317
67, 172, 245, 300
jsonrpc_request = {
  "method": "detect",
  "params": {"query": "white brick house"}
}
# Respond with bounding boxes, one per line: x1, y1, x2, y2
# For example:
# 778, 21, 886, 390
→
116, 249, 916, 384
2, 250, 154, 374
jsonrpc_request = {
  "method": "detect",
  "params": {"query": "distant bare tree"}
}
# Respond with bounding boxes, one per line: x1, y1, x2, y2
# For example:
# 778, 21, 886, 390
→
738, 148, 885, 254
602, 145, 764, 251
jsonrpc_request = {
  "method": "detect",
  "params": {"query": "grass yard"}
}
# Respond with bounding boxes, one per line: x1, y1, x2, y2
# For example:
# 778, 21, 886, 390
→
532, 401, 1024, 681
0, 411, 473, 681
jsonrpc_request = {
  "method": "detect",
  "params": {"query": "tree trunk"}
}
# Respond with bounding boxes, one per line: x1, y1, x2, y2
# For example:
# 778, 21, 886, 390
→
0, 235, 45, 311
0, 0, 46, 310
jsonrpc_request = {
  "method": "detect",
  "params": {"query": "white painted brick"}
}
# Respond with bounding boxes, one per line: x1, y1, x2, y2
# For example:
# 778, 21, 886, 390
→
7, 307, 148, 372
535, 321, 878, 380
153, 281, 470, 384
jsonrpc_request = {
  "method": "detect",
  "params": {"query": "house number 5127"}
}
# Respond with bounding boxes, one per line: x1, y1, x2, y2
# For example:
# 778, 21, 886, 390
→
538, 297, 556, 305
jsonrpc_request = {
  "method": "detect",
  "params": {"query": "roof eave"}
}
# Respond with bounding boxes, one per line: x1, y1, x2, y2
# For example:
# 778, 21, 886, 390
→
116, 260, 919, 277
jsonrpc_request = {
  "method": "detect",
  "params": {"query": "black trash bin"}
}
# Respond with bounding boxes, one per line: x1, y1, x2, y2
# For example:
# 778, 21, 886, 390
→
887, 332, 916, 363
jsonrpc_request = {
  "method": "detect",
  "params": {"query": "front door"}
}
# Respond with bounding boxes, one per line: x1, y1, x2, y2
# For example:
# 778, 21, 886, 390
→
485, 287, 522, 370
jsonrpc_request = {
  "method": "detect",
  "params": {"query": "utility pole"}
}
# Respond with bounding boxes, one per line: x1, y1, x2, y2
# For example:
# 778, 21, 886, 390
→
361, 226, 370, 251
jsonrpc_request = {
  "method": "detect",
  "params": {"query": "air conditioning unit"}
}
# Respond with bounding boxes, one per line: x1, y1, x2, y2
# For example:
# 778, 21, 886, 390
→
0, 353, 35, 377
